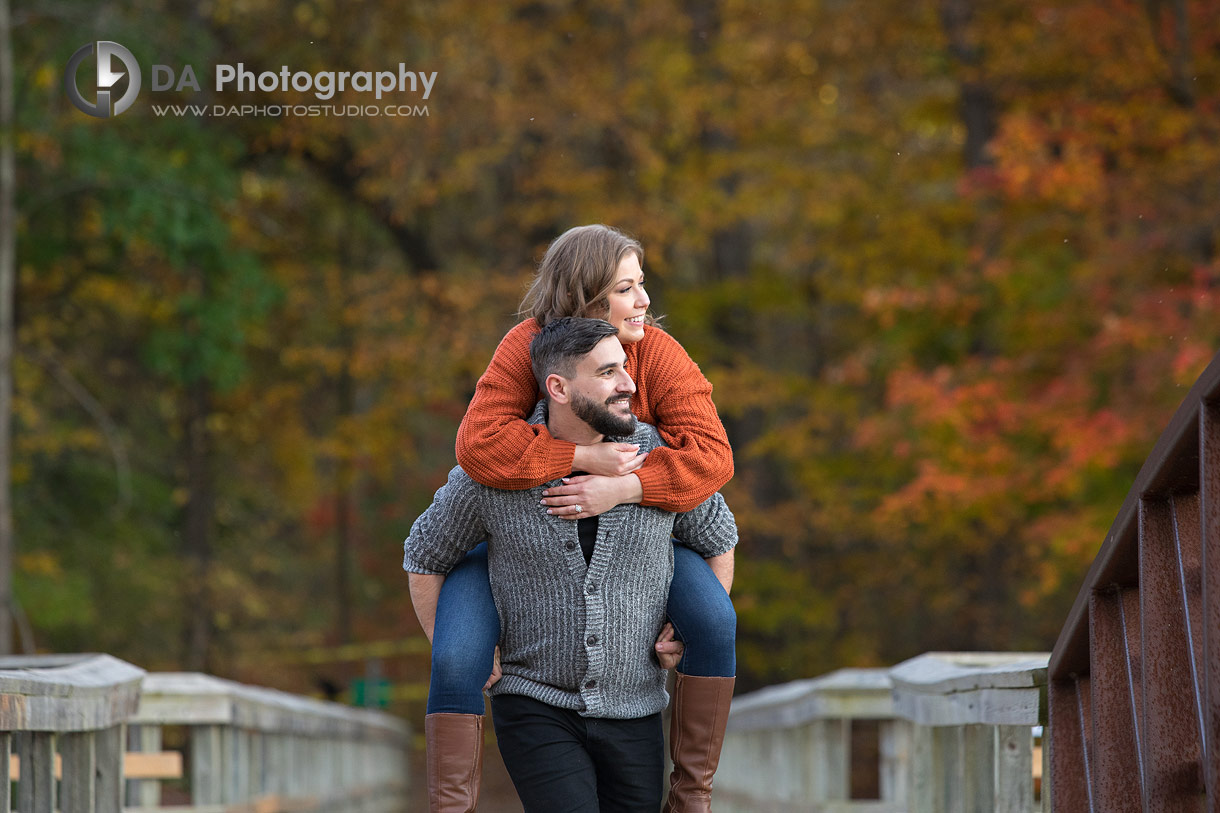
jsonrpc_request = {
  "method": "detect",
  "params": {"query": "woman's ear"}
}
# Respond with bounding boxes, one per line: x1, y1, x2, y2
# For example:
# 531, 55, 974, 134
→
545, 373, 570, 404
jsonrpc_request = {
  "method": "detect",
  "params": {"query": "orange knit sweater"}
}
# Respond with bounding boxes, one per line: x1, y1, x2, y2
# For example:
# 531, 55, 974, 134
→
455, 320, 734, 512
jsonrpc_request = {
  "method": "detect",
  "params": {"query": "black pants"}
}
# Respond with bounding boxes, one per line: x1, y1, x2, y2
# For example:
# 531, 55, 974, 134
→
491, 693, 664, 812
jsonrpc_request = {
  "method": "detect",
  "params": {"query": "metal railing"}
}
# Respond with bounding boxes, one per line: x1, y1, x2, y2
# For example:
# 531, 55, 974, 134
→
1047, 348, 1220, 810
0, 654, 410, 813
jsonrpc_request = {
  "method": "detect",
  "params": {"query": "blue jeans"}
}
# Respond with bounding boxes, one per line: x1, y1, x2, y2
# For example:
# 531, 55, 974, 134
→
426, 541, 736, 715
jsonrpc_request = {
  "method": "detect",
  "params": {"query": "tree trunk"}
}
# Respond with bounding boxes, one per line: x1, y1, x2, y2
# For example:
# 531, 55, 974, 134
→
0, 0, 16, 656
334, 347, 354, 645
332, 223, 357, 645
183, 377, 214, 671
939, 0, 997, 169
1143, 0, 1194, 107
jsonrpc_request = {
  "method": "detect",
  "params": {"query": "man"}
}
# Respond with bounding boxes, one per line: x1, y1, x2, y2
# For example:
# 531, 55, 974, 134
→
404, 317, 737, 811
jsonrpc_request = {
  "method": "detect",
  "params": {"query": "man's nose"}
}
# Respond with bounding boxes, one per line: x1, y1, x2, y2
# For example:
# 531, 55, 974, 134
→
617, 370, 636, 394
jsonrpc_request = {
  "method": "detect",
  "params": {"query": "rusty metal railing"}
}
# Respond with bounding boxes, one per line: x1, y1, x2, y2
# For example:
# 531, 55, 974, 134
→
1048, 349, 1220, 811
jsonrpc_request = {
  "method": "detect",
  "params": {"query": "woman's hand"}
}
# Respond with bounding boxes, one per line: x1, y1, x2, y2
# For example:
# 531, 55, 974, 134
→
654, 623, 685, 670
571, 442, 647, 477
541, 474, 644, 519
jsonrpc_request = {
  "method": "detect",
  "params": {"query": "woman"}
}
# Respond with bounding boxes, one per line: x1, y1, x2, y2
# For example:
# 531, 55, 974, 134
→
425, 225, 736, 813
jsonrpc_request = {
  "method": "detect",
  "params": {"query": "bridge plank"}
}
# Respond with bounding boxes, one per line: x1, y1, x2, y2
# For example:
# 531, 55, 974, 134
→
59, 731, 97, 813
192, 725, 225, 805
96, 725, 124, 813
877, 719, 910, 806
8, 749, 183, 780
18, 732, 55, 813
995, 725, 1032, 813
0, 733, 8, 813
960, 725, 995, 812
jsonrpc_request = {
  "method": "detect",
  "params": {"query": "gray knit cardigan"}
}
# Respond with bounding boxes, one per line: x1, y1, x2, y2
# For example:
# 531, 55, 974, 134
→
403, 404, 737, 719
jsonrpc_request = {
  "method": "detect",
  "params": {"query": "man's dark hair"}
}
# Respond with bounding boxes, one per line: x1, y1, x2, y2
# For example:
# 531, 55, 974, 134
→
529, 317, 620, 391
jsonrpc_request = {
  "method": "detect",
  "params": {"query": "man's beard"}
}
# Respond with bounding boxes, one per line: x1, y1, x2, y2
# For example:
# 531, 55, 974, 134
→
571, 391, 636, 437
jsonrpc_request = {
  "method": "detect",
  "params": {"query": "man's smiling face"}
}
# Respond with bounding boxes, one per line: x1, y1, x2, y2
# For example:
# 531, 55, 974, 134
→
566, 335, 636, 437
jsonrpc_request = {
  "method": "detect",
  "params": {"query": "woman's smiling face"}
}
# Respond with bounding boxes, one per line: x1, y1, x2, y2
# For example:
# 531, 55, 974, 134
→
604, 252, 649, 344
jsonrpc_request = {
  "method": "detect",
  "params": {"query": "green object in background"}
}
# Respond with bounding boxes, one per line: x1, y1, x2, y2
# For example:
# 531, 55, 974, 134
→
350, 677, 391, 708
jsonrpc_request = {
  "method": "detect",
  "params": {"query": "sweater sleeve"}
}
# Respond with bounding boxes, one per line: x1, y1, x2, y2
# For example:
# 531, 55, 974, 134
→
455, 320, 578, 490
672, 492, 738, 558
632, 328, 735, 512
402, 467, 490, 575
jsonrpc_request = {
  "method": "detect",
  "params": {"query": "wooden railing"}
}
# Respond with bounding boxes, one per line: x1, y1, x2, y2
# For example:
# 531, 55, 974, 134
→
0, 654, 410, 813
1, 653, 144, 813
716, 652, 1048, 813
1047, 348, 1220, 808
716, 667, 895, 811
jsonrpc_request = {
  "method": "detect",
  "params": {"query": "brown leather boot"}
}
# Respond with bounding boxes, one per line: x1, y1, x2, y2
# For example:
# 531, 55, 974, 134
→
663, 673, 735, 812
425, 713, 484, 812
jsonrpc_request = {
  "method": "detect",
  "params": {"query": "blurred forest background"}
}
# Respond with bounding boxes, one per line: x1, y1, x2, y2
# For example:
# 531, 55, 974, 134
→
5, 0, 1220, 714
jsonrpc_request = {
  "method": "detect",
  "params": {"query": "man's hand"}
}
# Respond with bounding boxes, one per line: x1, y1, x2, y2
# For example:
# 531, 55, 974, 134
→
572, 442, 647, 477
483, 646, 502, 691
654, 623, 685, 670
541, 474, 644, 519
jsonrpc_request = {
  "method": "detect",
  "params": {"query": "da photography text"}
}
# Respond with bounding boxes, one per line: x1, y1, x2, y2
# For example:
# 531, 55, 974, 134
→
65, 40, 437, 119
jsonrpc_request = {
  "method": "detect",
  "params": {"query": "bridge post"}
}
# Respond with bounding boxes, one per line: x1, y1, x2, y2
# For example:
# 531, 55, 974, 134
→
890, 651, 1048, 813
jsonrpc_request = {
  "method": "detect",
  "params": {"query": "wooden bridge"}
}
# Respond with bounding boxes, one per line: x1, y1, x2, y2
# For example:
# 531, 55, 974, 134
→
5, 350, 1219, 812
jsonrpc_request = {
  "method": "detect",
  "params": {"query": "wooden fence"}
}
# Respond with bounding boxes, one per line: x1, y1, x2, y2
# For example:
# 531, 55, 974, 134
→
0, 654, 409, 813
716, 652, 1048, 812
